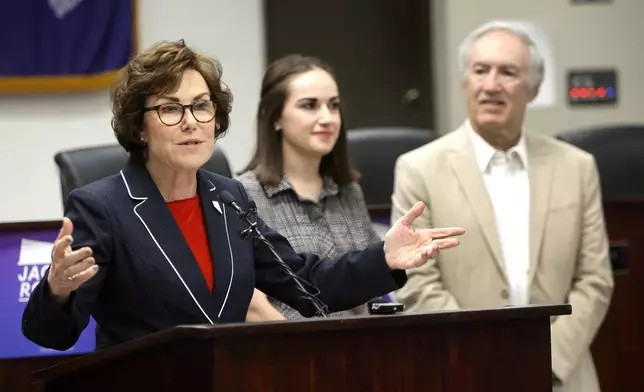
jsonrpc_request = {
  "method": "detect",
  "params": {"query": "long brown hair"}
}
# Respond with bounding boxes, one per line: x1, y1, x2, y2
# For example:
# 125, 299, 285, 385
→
239, 54, 358, 186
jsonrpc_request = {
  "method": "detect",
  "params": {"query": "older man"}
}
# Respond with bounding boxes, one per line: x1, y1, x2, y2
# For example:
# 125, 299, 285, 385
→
391, 21, 613, 392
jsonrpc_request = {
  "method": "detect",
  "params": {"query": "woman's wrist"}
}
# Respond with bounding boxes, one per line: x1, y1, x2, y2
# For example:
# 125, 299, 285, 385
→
246, 289, 286, 322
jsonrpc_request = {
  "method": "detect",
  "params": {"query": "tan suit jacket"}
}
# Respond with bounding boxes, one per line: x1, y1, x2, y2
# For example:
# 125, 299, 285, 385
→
391, 122, 614, 392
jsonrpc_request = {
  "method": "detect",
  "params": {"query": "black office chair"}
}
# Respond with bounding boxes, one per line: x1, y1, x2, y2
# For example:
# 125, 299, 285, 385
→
347, 127, 438, 211
54, 144, 232, 205
555, 124, 644, 198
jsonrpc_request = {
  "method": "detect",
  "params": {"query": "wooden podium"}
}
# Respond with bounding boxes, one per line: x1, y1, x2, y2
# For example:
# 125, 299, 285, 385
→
31, 305, 569, 392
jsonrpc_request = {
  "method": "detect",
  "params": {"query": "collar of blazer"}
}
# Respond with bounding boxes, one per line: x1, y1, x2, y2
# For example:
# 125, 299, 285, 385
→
448, 124, 554, 286
118, 158, 236, 324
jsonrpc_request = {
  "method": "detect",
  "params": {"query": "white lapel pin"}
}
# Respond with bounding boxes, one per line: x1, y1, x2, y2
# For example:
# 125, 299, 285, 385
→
212, 200, 222, 214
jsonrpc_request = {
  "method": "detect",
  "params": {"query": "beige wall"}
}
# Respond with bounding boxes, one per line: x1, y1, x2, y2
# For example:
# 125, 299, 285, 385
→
430, 0, 644, 135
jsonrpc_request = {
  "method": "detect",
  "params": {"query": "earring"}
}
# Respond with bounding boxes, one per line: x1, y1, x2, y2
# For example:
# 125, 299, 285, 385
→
215, 123, 220, 130
140, 138, 148, 161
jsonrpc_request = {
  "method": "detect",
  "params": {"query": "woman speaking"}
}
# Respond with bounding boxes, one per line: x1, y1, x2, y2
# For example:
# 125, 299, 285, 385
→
22, 40, 465, 351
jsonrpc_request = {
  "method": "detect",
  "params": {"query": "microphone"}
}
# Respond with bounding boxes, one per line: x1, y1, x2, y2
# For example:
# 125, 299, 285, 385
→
218, 190, 242, 211
218, 191, 330, 317
218, 191, 257, 238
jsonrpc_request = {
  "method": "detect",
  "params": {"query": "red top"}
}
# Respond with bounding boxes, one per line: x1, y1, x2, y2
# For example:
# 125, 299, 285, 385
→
167, 195, 214, 293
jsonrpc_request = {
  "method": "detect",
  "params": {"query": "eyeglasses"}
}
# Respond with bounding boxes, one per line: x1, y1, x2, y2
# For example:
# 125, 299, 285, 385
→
144, 100, 217, 126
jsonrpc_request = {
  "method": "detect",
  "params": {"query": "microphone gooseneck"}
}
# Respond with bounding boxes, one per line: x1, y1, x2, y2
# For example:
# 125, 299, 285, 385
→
218, 191, 330, 318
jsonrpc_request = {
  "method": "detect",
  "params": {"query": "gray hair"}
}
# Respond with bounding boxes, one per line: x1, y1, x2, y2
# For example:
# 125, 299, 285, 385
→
458, 20, 545, 87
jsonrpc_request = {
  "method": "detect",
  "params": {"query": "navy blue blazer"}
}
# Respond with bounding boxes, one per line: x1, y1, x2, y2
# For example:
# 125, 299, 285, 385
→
22, 160, 406, 351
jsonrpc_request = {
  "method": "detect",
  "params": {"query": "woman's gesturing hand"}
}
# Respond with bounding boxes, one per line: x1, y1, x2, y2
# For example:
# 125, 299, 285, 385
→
46, 217, 99, 304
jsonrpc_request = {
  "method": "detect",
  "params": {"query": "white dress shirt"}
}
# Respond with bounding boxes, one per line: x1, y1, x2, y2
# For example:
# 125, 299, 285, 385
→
467, 121, 530, 306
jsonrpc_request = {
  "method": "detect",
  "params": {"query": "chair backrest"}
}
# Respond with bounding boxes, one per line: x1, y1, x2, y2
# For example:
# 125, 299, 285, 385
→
555, 124, 644, 198
54, 144, 232, 204
347, 127, 438, 211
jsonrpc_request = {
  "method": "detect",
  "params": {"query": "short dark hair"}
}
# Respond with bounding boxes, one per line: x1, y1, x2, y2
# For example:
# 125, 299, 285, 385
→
110, 40, 234, 161
239, 54, 358, 186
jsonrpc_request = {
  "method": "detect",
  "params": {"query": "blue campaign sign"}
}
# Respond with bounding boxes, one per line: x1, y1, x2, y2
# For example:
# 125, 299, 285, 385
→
0, 227, 95, 359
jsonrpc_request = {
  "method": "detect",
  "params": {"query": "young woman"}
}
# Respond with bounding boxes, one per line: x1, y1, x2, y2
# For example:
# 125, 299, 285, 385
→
239, 55, 387, 320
